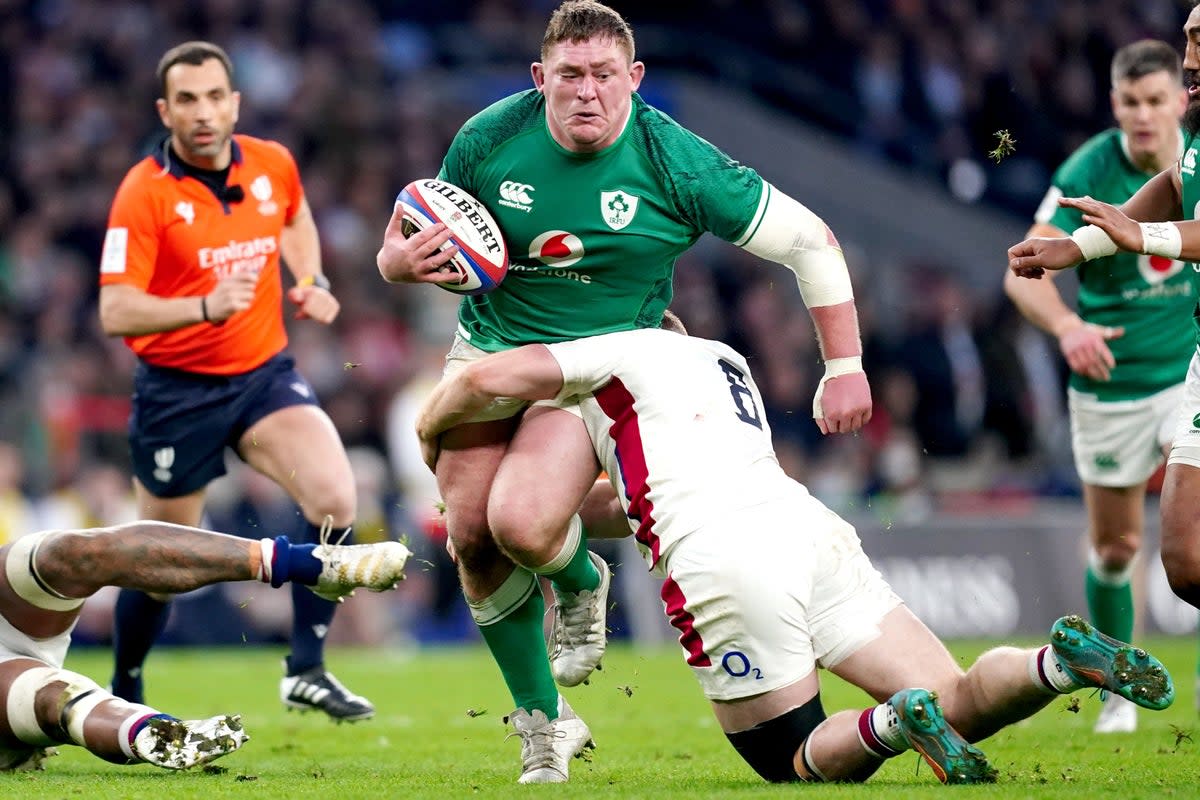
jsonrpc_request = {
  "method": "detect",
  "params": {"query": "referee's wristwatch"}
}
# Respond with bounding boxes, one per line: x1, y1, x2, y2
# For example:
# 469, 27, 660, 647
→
298, 273, 331, 292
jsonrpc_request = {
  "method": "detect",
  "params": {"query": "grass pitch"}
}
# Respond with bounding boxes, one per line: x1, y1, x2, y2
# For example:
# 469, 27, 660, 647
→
3, 638, 1198, 798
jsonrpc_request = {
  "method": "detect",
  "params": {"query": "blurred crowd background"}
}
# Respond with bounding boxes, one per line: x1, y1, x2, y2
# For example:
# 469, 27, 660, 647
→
0, 0, 1191, 646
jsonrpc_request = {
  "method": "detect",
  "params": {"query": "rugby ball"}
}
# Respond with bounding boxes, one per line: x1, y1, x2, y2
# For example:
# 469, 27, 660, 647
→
395, 179, 508, 295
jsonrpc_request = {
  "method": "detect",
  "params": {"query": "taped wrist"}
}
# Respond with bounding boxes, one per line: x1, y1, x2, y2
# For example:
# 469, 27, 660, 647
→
737, 184, 854, 308
1139, 222, 1182, 258
1069, 225, 1118, 261
812, 356, 864, 420
724, 694, 827, 783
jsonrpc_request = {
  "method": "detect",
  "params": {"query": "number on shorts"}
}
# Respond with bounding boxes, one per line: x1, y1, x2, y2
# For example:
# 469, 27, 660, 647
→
718, 359, 762, 430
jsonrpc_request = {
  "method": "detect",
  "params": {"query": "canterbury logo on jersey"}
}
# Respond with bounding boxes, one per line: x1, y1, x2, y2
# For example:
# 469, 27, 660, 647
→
1184, 148, 1198, 177
198, 236, 278, 274
498, 180, 535, 211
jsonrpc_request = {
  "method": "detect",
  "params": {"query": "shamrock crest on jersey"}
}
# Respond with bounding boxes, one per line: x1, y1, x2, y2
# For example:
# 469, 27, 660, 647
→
601, 190, 639, 230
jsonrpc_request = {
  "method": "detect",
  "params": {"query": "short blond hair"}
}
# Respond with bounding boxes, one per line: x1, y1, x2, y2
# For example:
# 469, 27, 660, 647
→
541, 1, 635, 63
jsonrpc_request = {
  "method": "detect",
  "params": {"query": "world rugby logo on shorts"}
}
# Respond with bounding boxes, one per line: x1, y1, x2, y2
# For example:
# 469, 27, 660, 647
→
153, 447, 175, 483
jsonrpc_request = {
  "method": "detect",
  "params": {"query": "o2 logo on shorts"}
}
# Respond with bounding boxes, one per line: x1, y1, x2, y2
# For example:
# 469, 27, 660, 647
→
721, 651, 763, 680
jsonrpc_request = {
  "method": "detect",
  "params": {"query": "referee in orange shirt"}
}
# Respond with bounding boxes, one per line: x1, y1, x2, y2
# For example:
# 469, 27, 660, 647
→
98, 41, 372, 721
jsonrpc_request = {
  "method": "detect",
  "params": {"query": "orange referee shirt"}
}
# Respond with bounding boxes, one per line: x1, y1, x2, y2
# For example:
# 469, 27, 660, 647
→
99, 135, 302, 375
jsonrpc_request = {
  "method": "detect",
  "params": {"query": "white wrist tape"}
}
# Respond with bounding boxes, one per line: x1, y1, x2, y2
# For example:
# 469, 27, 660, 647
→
1069, 225, 1118, 261
737, 184, 854, 308
813, 356, 864, 419
1139, 222, 1182, 259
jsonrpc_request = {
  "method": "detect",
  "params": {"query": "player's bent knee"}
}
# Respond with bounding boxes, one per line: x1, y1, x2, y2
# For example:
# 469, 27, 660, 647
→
725, 695, 826, 783
6, 664, 104, 747
4, 532, 85, 612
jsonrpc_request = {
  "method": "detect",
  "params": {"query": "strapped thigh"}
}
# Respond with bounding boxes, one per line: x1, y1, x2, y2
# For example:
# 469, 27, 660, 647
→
724, 694, 827, 782
4, 532, 84, 612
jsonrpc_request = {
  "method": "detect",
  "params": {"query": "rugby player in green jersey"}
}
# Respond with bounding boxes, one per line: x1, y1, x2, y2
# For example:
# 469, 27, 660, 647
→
377, 0, 871, 783
1010, 0, 1200, 709
1004, 40, 1192, 734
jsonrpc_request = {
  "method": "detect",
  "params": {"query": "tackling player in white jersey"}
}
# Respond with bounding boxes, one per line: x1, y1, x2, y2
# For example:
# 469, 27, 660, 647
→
415, 326, 1175, 784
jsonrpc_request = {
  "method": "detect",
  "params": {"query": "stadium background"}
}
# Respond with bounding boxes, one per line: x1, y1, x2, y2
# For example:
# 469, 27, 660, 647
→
0, 0, 1195, 648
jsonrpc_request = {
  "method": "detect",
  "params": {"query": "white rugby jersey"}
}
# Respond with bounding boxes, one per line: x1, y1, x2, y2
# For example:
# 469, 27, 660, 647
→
546, 329, 803, 574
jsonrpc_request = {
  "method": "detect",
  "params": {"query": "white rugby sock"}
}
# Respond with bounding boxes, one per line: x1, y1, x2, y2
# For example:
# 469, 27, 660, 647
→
1028, 645, 1081, 694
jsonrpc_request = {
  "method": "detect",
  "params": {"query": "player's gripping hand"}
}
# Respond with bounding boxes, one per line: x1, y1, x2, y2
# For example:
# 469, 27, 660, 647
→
1056, 315, 1124, 382
1060, 195, 1145, 253
376, 203, 460, 284
1007, 237, 1084, 279
287, 283, 340, 324
204, 271, 258, 323
814, 370, 872, 435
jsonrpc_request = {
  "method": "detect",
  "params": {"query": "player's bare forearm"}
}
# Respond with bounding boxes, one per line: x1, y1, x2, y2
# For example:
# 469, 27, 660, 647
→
34, 523, 258, 597
808, 300, 863, 360
98, 283, 206, 336
416, 346, 565, 441
1003, 223, 1080, 336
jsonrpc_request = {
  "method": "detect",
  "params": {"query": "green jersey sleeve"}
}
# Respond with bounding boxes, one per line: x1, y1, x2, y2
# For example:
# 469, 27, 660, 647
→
635, 101, 764, 242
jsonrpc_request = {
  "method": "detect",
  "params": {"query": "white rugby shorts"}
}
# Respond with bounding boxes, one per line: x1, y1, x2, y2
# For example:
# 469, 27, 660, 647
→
444, 332, 582, 422
658, 494, 902, 701
1168, 351, 1200, 469
1069, 383, 1183, 487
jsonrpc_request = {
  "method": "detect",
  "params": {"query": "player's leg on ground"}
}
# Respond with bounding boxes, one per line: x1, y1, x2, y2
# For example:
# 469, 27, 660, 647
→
0, 657, 245, 770
239, 404, 371, 721
830, 606, 1058, 743
1083, 481, 1145, 733
110, 482, 206, 703
489, 406, 609, 687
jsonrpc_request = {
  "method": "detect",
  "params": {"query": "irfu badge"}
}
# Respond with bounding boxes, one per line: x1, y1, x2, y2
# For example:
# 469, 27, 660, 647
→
601, 190, 639, 231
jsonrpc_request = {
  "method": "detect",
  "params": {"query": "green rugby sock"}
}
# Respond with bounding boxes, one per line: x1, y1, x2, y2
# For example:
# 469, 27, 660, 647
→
531, 515, 599, 594
1085, 562, 1134, 643
469, 567, 559, 720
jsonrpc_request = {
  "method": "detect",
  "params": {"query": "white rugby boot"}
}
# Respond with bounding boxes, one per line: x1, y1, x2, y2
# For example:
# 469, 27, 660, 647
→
548, 552, 611, 686
308, 517, 411, 602
507, 699, 595, 784
133, 715, 248, 770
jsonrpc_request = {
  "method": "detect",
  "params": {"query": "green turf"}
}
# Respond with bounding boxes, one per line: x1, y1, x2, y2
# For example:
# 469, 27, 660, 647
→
1, 637, 1197, 798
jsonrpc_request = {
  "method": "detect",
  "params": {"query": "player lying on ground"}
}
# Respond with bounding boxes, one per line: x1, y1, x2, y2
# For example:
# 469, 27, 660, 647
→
0, 521, 410, 772
415, 327, 1174, 784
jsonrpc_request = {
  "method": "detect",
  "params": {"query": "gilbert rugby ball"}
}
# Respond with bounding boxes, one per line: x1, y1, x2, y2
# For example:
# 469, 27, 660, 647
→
395, 179, 509, 295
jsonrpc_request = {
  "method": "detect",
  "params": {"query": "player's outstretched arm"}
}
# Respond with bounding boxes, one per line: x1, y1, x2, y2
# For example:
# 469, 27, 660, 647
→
1008, 168, 1185, 279
1065, 196, 1200, 261
415, 345, 565, 469
376, 201, 460, 284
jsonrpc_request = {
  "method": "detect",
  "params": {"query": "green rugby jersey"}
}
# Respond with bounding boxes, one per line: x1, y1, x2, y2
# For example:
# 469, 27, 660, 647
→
438, 90, 764, 351
1041, 128, 1193, 401
1181, 135, 1200, 351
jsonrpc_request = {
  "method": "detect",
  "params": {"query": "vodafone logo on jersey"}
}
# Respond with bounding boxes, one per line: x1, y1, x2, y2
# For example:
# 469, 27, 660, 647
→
529, 230, 584, 268
1138, 253, 1184, 286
